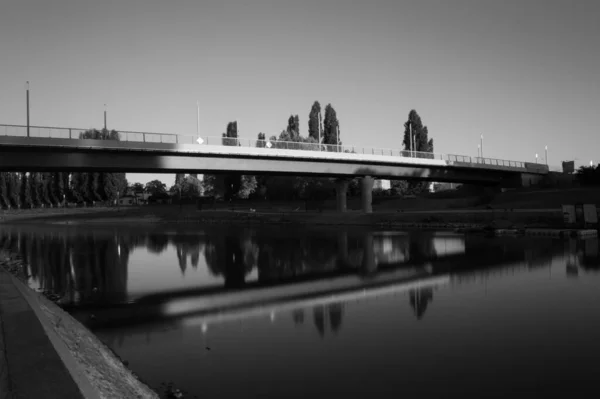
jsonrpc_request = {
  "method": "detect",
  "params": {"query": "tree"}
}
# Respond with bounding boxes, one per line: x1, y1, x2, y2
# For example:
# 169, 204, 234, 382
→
401, 110, 435, 194
223, 121, 238, 146
8, 173, 20, 208
53, 172, 65, 205
256, 132, 267, 148
287, 114, 300, 140
131, 183, 145, 194
0, 173, 8, 208
19, 173, 31, 209
145, 180, 167, 196
29, 173, 42, 208
403, 110, 433, 156
308, 101, 321, 142
237, 175, 257, 199
322, 104, 340, 148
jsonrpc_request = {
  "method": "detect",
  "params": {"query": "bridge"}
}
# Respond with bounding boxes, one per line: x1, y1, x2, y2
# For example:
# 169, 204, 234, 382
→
0, 124, 548, 212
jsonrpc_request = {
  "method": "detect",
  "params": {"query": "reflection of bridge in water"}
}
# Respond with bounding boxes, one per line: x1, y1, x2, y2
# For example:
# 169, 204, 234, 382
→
0, 224, 577, 336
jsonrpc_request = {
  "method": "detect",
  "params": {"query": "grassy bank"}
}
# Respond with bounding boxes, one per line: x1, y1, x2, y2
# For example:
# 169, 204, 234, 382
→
0, 204, 565, 229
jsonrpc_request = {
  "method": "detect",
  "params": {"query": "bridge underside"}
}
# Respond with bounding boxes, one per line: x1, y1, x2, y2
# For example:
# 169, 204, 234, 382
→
0, 137, 543, 213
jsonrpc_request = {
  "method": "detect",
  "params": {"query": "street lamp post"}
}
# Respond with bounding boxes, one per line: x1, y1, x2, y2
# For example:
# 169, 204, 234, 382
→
408, 121, 413, 157
545, 146, 548, 166
535, 153, 538, 164
26, 81, 30, 138
480, 134, 483, 158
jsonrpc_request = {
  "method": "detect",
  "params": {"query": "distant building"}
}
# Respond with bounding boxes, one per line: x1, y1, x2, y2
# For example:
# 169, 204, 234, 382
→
374, 179, 391, 190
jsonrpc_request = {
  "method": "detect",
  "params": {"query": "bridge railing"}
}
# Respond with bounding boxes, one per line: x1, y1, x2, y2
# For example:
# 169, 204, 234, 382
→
0, 123, 530, 170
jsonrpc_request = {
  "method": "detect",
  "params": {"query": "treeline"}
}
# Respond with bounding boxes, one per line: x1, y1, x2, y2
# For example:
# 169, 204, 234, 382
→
173, 105, 435, 201
576, 165, 600, 186
0, 128, 127, 209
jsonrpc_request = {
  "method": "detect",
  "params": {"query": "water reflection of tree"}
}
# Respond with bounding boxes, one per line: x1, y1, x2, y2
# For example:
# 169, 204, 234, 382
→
171, 235, 204, 275
407, 233, 437, 265
0, 228, 133, 305
312, 303, 344, 336
409, 288, 433, 320
204, 232, 253, 288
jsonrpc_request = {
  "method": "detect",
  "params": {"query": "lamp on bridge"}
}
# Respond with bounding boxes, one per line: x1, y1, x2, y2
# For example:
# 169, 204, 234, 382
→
26, 81, 30, 138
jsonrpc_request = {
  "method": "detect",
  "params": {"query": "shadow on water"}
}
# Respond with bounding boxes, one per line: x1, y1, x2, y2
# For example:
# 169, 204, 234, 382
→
0, 224, 580, 333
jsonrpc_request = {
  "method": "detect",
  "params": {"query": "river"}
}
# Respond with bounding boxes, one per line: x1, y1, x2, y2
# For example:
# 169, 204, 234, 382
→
1, 223, 599, 398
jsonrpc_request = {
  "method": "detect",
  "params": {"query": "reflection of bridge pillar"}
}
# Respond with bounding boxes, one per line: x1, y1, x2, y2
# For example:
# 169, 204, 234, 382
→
335, 179, 349, 212
337, 231, 349, 266
362, 232, 376, 274
361, 176, 374, 213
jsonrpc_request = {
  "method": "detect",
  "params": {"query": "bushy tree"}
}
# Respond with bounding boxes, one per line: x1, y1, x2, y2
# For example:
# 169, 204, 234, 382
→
8, 173, 20, 208
287, 115, 300, 140
0, 173, 8, 208
256, 132, 267, 148
19, 173, 31, 209
308, 101, 321, 142
401, 110, 435, 194
323, 104, 340, 148
145, 180, 167, 196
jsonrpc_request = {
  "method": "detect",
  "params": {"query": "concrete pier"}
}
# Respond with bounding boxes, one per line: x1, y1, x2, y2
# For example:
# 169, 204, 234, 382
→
361, 176, 374, 213
335, 179, 350, 212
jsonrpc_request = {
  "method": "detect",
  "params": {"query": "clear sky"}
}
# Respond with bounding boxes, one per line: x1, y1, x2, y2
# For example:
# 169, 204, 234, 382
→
1, 0, 599, 185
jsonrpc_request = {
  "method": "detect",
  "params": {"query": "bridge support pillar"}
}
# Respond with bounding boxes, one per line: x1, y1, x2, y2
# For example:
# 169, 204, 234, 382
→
361, 176, 374, 213
335, 179, 350, 212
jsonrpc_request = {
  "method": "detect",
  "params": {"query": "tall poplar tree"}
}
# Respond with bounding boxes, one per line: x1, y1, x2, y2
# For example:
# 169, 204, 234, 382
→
308, 101, 321, 142
322, 104, 340, 147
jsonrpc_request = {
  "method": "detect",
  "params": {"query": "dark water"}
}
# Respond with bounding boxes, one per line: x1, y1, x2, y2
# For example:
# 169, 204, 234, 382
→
1, 223, 600, 398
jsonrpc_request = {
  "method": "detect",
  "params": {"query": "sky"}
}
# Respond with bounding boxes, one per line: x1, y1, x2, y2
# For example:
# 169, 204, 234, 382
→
1, 0, 599, 185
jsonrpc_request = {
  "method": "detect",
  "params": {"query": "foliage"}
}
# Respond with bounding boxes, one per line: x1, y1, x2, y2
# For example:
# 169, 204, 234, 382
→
322, 103, 340, 147
145, 180, 167, 196
256, 132, 267, 148
287, 114, 300, 140
576, 165, 600, 186
308, 101, 321, 142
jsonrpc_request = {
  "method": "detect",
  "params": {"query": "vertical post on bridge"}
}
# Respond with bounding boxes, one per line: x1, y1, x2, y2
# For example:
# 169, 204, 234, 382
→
26, 81, 30, 138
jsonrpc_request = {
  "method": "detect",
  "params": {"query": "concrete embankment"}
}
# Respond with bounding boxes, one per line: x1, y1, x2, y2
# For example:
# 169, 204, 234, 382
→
0, 251, 159, 399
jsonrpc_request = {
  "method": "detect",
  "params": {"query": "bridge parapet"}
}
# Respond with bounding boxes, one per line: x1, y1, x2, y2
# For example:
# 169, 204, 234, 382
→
0, 123, 540, 174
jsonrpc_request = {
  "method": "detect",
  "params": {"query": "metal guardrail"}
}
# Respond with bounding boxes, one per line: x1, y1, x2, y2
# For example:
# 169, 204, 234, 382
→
0, 123, 529, 169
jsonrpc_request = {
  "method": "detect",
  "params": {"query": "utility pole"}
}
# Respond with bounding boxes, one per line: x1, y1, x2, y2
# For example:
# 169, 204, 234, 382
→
336, 122, 340, 152
26, 81, 30, 138
480, 134, 484, 158
408, 121, 412, 157
104, 104, 107, 130
545, 146, 548, 166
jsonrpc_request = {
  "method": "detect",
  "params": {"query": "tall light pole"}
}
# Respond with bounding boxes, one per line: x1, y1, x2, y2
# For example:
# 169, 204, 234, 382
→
478, 144, 481, 158
336, 122, 340, 152
408, 121, 413, 157
480, 134, 484, 158
535, 153, 538, 163
104, 104, 107, 130
26, 81, 30, 138
545, 145, 548, 166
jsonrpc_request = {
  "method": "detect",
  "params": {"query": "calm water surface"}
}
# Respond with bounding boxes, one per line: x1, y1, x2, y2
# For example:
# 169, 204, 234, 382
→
1, 223, 599, 398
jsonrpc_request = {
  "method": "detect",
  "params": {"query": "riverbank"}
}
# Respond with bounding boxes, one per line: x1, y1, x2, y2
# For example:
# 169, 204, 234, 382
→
0, 250, 161, 399
0, 204, 565, 229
